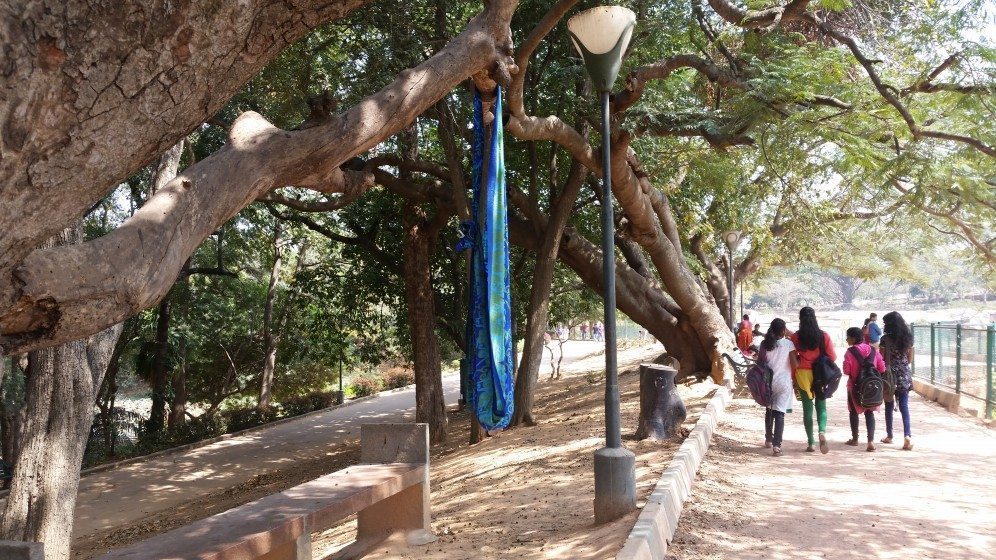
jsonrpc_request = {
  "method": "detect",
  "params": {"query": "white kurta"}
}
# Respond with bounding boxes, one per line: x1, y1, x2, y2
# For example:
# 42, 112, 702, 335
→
765, 338, 796, 413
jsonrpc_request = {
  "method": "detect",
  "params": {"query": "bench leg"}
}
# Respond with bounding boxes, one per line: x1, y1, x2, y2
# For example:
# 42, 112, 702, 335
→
356, 480, 435, 545
256, 533, 312, 560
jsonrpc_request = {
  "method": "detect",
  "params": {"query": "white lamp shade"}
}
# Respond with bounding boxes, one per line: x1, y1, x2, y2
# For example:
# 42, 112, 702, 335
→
567, 6, 636, 56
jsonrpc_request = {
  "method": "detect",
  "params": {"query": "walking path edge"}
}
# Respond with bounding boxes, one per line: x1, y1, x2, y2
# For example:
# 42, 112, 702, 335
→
616, 384, 732, 560
0, 392, 382, 500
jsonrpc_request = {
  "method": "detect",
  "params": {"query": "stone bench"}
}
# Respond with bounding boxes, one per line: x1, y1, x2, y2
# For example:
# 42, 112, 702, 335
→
98, 423, 435, 560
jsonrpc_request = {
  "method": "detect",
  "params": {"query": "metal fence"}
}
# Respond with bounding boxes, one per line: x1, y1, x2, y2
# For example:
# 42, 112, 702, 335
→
910, 323, 996, 419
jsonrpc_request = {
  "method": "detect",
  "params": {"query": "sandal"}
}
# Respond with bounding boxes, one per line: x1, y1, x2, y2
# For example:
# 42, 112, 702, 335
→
773, 447, 782, 457
903, 437, 913, 451
880, 436, 893, 444
866, 443, 876, 452
819, 432, 829, 454
845, 438, 859, 446
764, 440, 772, 449
805, 445, 815, 452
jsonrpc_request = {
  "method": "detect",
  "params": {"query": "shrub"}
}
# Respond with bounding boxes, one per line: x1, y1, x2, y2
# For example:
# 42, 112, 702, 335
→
280, 391, 340, 417
169, 414, 228, 444
221, 406, 279, 433
348, 375, 382, 397
382, 369, 415, 390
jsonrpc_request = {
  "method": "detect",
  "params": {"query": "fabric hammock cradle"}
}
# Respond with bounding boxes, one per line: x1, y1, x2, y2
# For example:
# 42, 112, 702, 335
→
457, 86, 515, 432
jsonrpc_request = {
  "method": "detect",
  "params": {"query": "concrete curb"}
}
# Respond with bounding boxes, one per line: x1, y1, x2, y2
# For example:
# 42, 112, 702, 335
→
616, 385, 732, 560
0, 393, 382, 499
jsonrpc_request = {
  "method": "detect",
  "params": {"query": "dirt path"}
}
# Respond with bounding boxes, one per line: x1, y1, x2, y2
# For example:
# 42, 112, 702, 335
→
312, 344, 716, 560
68, 340, 652, 558
669, 391, 996, 560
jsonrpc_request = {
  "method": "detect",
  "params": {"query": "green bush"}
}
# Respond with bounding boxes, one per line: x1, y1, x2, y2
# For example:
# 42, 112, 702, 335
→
280, 391, 340, 417
382, 369, 415, 390
220, 406, 279, 433
349, 375, 382, 397
169, 414, 228, 444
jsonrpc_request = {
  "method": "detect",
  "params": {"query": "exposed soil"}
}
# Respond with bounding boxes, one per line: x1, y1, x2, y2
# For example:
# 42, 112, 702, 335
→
668, 394, 996, 560
73, 342, 715, 559
310, 346, 716, 559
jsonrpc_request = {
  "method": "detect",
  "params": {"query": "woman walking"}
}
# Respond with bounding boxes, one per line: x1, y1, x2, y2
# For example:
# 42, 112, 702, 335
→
843, 327, 884, 451
761, 319, 797, 456
880, 311, 914, 450
790, 307, 836, 453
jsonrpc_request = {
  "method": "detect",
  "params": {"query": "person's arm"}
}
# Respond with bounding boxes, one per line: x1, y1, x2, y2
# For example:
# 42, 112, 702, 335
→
874, 349, 886, 372
843, 349, 856, 378
907, 346, 914, 363
824, 332, 837, 362
790, 350, 799, 381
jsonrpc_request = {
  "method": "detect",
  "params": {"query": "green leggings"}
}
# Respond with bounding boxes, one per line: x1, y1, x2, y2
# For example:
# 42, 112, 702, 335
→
800, 393, 828, 445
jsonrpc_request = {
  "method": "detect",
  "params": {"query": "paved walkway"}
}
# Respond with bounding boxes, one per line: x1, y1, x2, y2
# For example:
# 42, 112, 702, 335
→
670, 390, 996, 559
19, 339, 617, 541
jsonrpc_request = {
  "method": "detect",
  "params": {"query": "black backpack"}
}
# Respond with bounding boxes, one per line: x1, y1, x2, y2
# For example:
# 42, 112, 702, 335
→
850, 346, 884, 409
811, 334, 842, 400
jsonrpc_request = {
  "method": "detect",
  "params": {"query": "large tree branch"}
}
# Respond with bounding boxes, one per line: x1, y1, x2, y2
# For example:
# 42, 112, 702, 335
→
507, 0, 579, 118
0, 1, 519, 354
0, 0, 374, 277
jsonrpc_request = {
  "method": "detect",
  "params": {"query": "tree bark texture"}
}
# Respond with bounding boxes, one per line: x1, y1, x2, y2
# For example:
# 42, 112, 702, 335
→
258, 220, 284, 409
402, 204, 448, 444
634, 363, 686, 440
0, 225, 123, 560
511, 161, 586, 426
0, 0, 519, 355
0, 0, 372, 287
147, 140, 185, 435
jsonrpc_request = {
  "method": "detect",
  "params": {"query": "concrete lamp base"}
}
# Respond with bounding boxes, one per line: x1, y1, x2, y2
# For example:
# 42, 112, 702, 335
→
593, 445, 636, 523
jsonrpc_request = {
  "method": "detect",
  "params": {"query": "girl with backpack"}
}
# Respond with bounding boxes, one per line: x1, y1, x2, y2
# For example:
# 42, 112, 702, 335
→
761, 319, 797, 457
880, 311, 915, 450
789, 307, 836, 454
844, 327, 885, 452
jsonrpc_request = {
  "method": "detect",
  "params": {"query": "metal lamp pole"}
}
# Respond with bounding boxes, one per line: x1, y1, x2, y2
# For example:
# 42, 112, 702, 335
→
568, 5, 637, 524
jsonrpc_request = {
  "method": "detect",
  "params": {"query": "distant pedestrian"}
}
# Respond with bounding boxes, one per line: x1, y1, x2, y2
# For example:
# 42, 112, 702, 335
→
867, 313, 882, 348
737, 314, 754, 356
843, 327, 884, 452
760, 318, 797, 457
790, 307, 836, 454
880, 311, 914, 450
580, 322, 589, 340
861, 318, 871, 344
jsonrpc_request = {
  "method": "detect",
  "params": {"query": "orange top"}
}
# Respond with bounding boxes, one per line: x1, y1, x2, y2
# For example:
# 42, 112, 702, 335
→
790, 331, 836, 370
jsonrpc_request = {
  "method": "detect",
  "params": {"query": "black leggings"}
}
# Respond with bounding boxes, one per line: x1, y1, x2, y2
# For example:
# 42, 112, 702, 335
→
765, 408, 785, 448
848, 396, 875, 442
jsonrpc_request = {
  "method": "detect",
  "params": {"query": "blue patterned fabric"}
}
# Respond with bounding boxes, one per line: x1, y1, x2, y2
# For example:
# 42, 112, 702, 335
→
463, 86, 515, 431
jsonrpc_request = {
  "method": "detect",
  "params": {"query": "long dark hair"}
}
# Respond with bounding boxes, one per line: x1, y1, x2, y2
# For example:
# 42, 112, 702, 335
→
762, 318, 787, 352
883, 311, 912, 354
796, 306, 823, 350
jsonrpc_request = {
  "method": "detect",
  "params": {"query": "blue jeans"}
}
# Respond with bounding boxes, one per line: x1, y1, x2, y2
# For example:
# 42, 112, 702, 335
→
885, 390, 912, 438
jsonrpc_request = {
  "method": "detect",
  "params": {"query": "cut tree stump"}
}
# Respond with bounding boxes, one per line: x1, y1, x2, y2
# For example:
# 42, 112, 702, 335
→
634, 363, 686, 440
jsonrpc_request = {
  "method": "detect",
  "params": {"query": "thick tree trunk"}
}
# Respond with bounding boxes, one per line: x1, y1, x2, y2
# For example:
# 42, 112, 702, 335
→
258, 221, 284, 409
634, 364, 686, 440
148, 296, 171, 436
0, 1, 519, 355
0, 0, 372, 288
0, 225, 123, 560
402, 205, 448, 444
512, 162, 586, 426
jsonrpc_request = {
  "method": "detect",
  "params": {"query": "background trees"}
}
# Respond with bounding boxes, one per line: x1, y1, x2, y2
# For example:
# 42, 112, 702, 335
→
0, 1, 993, 557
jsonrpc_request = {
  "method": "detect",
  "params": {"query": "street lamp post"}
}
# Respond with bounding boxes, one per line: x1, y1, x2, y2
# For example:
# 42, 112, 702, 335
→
567, 5, 637, 524
721, 230, 742, 332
